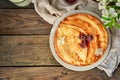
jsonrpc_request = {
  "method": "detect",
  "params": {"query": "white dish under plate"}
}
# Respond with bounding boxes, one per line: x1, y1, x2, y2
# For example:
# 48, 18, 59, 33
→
49, 10, 111, 71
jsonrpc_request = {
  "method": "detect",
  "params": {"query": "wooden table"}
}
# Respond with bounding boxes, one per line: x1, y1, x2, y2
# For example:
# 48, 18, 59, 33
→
0, 0, 120, 80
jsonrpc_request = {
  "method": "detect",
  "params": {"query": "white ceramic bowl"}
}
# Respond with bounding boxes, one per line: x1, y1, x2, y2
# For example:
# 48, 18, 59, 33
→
49, 10, 111, 71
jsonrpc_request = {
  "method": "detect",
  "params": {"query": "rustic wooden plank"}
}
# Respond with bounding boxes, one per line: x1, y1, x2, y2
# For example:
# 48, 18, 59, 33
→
0, 9, 51, 35
0, 35, 58, 66
0, 0, 34, 9
0, 67, 112, 80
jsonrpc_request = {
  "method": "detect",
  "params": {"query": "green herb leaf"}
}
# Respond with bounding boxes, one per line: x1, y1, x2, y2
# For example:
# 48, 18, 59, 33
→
103, 21, 112, 27
112, 5, 119, 10
118, 13, 120, 19
102, 15, 110, 21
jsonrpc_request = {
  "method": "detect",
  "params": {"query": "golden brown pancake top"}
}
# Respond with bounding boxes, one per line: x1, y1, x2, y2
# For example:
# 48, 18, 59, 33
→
54, 14, 108, 66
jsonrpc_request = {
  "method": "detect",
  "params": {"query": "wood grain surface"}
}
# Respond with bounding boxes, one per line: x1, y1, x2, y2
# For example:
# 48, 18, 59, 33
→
0, 35, 58, 66
0, 67, 110, 80
0, 67, 120, 80
0, 9, 51, 35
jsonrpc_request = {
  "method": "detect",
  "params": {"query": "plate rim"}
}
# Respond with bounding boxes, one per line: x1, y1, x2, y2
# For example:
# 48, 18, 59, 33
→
49, 10, 111, 71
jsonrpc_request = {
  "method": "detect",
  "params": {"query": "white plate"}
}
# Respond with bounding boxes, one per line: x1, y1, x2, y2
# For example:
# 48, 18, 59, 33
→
49, 10, 111, 71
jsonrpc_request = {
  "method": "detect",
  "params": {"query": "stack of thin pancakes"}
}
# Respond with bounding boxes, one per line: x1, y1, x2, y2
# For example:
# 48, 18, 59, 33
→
54, 14, 108, 66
